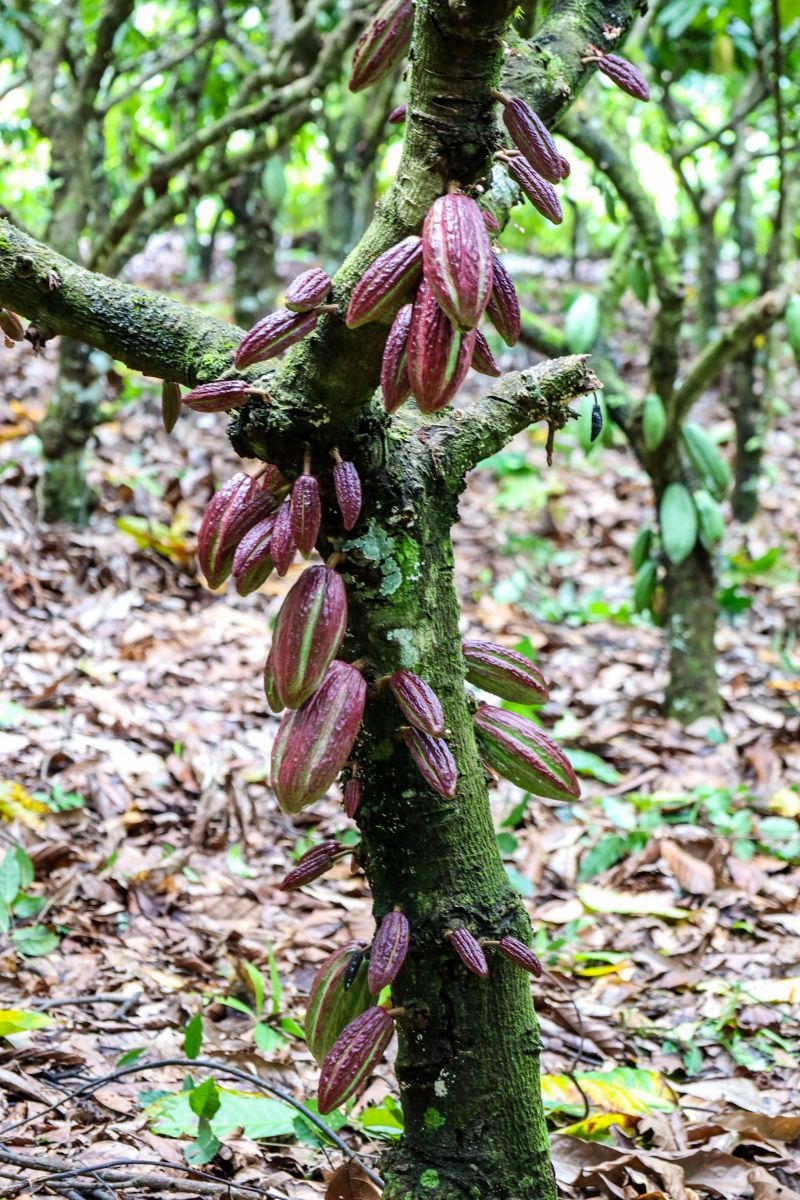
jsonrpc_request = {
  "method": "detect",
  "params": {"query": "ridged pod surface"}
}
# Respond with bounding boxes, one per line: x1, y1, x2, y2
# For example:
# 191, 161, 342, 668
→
198, 474, 272, 589
263, 649, 283, 713
462, 639, 549, 704
232, 515, 277, 595
485, 253, 521, 347
284, 267, 332, 312
368, 910, 410, 994
473, 703, 580, 801
182, 379, 252, 412
389, 669, 445, 737
306, 941, 374, 1066
407, 281, 476, 413
403, 726, 457, 798
448, 928, 488, 978
234, 308, 317, 369
506, 157, 563, 225
272, 565, 347, 709
422, 193, 493, 331
472, 329, 501, 377
291, 474, 321, 558
279, 839, 344, 891
270, 498, 296, 577
333, 460, 362, 531
271, 661, 366, 813
346, 237, 423, 328
380, 303, 413, 413
388, 102, 407, 123
348, 0, 413, 93
502, 97, 562, 184
318, 1006, 395, 1114
597, 53, 650, 101
344, 777, 361, 819
498, 935, 543, 977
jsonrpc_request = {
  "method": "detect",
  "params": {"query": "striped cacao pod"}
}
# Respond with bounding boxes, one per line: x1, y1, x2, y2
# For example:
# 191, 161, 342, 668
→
270, 497, 296, 577
284, 267, 332, 313
260, 462, 288, 500
389, 669, 445, 737
461, 639, 549, 704
501, 97, 562, 184
291, 473, 321, 558
318, 1006, 394, 1114
346, 236, 423, 329
272, 565, 348, 709
485, 253, 521, 347
447, 928, 488, 978
472, 703, 579, 801
182, 379, 253, 412
422, 193, 493, 332
498, 935, 542, 977
407, 281, 476, 413
388, 103, 407, 124
232, 515, 277, 595
161, 381, 182, 432
279, 839, 345, 891
0, 309, 25, 341
472, 329, 501, 377
271, 661, 366, 813
403, 726, 457, 798
306, 941, 374, 1066
506, 157, 563, 225
368, 910, 410, 994
234, 308, 317, 369
198, 474, 272, 589
348, 0, 413, 93
597, 53, 650, 101
344, 777, 361, 819
263, 649, 283, 713
483, 210, 500, 233
380, 303, 413, 413
333, 460, 362, 531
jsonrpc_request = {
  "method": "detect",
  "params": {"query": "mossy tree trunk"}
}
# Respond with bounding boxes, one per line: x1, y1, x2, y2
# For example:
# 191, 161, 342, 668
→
37, 338, 103, 526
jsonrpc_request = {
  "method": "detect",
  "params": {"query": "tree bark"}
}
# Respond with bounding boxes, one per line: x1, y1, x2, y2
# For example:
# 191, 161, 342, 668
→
37, 337, 102, 526
662, 539, 721, 724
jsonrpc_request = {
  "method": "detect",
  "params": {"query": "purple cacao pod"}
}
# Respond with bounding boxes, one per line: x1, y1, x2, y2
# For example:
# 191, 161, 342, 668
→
232, 514, 277, 595
260, 462, 288, 499
472, 329, 501, 377
346, 236, 423, 329
389, 669, 445, 737
306, 941, 374, 1066
461, 639, 549, 704
0, 308, 25, 341
333, 460, 362, 531
270, 498, 296, 577
498, 935, 543, 977
344, 777, 361, 819
597, 53, 650, 101
403, 726, 457, 798
318, 1006, 394, 1114
263, 649, 283, 714
284, 267, 332, 313
279, 839, 345, 891
406, 281, 476, 413
472, 703, 580, 801
506, 157, 563, 225
483, 210, 500, 233
388, 102, 407, 124
198, 473, 272, 589
447, 928, 488, 978
271, 661, 366, 813
272, 565, 348, 709
182, 379, 253, 412
234, 308, 317, 369
368, 910, 410, 994
380, 303, 413, 413
422, 193, 493, 332
558, 155, 571, 180
485, 253, 521, 347
348, 0, 413, 93
161, 380, 182, 432
502, 97, 562, 184
291, 473, 321, 558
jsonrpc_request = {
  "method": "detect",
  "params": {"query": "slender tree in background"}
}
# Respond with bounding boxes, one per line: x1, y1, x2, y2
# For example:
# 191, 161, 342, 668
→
0, 0, 712, 1193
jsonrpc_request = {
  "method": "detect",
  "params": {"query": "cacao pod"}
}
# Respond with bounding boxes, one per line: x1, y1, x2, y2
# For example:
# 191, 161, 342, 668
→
348, 0, 414, 93
161, 380, 182, 433
280, 839, 345, 891
597, 53, 650, 101
318, 1006, 394, 1114
388, 103, 407, 124
232, 515, 277, 595
0, 308, 24, 341
681, 423, 730, 500
659, 482, 697, 565
630, 525, 653, 571
333, 460, 362, 531
558, 155, 571, 179
271, 661, 366, 813
498, 935, 542, 977
506, 156, 563, 225
270, 497, 296, 577
422, 193, 493, 331
693, 487, 725, 551
564, 292, 600, 353
471, 329, 501, 377
284, 267, 332, 313
389, 669, 445, 737
234, 308, 317, 369
344, 777, 361, 819
403, 726, 457, 798
447, 928, 488, 978
198, 473, 272, 589
182, 379, 253, 412
461, 639, 549, 705
632, 559, 657, 614
263, 649, 284, 713
502, 97, 562, 184
483, 210, 500, 233
291, 473, 321, 558
485, 253, 521, 347
260, 462, 289, 499
368, 910, 410, 994
380, 302, 413, 413
406, 281, 476, 413
642, 391, 667, 451
272, 565, 348, 709
306, 941, 374, 1066
473, 703, 580, 801
346, 236, 423, 329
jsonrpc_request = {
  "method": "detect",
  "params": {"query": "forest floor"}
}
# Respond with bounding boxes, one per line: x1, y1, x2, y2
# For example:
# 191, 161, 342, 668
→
1, 249, 799, 1200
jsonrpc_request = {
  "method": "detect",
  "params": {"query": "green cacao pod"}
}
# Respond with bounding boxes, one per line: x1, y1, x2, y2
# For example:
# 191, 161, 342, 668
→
681, 423, 731, 500
659, 482, 698, 565
632, 558, 657, 614
472, 704, 580, 801
564, 293, 600, 354
271, 565, 347, 709
305, 941, 374, 1066
642, 392, 667, 451
630, 525, 653, 571
693, 488, 725, 550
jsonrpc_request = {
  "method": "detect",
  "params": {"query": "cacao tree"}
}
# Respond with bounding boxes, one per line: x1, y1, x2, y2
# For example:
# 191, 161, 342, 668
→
2, 0, 654, 1194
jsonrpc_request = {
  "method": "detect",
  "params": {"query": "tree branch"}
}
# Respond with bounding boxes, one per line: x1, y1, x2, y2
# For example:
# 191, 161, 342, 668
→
96, 20, 224, 116
78, 0, 135, 109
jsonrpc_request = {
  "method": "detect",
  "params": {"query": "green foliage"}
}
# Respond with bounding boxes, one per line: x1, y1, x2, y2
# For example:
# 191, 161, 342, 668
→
659, 483, 698, 565
0, 844, 60, 955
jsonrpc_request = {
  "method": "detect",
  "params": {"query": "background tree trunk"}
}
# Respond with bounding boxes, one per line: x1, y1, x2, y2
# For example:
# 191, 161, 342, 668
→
37, 338, 102, 526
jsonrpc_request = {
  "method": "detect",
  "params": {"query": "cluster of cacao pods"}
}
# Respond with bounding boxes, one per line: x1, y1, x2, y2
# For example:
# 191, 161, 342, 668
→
235, 267, 333, 369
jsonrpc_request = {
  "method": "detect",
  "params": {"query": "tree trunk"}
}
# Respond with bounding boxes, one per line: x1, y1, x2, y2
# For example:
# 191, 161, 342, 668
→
227, 166, 281, 327
37, 337, 102, 525
731, 168, 762, 522
695, 208, 719, 344
662, 538, 721, 723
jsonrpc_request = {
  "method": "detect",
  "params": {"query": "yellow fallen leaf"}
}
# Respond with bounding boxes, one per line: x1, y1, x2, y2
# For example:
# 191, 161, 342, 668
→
557, 1111, 639, 1138
578, 884, 691, 920
768, 788, 800, 817
574, 961, 635, 978
0, 1009, 53, 1036
0, 781, 48, 829
541, 1068, 676, 1119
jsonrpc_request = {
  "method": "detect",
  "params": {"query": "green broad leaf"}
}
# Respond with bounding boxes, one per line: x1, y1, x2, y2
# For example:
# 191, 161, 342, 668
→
254, 1023, 285, 1054
11, 925, 60, 956
542, 1066, 676, 1119
659, 483, 698, 565
242, 961, 265, 1019
0, 1008, 53, 1036
0, 848, 21, 906
116, 1047, 147, 1067
358, 1101, 405, 1139
564, 293, 600, 354
216, 996, 255, 1018
226, 844, 255, 878
785, 294, 800, 358
188, 1078, 221, 1121
578, 833, 648, 882
566, 749, 621, 784
146, 1087, 296, 1142
578, 884, 691, 920
279, 1016, 305, 1039
266, 941, 282, 1015
184, 1014, 203, 1060
505, 865, 534, 897
495, 832, 518, 857
627, 254, 650, 304
184, 1116, 220, 1166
